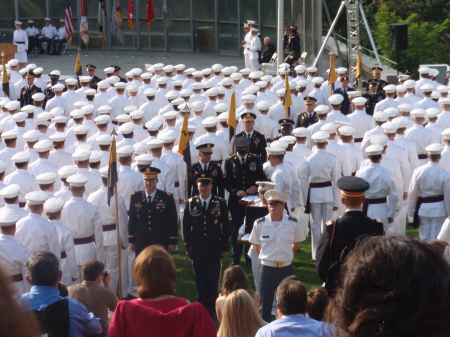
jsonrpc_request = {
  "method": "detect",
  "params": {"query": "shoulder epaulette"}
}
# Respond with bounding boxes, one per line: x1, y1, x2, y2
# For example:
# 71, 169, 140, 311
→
288, 216, 298, 222
214, 195, 225, 201
131, 191, 136, 195
226, 154, 235, 160
326, 220, 335, 227
256, 217, 265, 223
167, 191, 172, 195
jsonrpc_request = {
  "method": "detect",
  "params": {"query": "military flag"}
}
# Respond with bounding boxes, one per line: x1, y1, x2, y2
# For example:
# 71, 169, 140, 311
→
178, 111, 192, 198
128, 0, 135, 29
227, 91, 237, 142
65, 0, 74, 43
80, 0, 89, 46
147, 0, 155, 27
112, 1, 124, 44
98, 0, 108, 42
107, 131, 119, 206
283, 73, 292, 119
2, 59, 9, 98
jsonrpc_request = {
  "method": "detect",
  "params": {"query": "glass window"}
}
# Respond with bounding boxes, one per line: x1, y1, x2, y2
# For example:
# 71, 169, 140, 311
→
193, 22, 214, 53
218, 22, 238, 55
168, 20, 192, 52
18, 0, 46, 20
193, 0, 214, 21
139, 19, 164, 51
218, 0, 237, 23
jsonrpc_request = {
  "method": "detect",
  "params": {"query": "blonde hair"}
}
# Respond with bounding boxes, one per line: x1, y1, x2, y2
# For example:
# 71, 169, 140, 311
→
217, 289, 266, 337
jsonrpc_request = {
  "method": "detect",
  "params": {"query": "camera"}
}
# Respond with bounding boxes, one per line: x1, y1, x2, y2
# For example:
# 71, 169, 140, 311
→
103, 270, 109, 278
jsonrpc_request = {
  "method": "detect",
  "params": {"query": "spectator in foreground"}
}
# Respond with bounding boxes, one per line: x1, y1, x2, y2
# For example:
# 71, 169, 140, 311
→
255, 277, 333, 337
68, 260, 118, 336
108, 245, 216, 337
217, 289, 266, 337
325, 235, 450, 337
216, 265, 260, 323
21, 251, 102, 337
307, 287, 329, 321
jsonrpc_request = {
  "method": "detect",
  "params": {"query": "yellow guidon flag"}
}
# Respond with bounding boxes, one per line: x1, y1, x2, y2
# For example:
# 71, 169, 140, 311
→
356, 50, 362, 79
329, 53, 338, 84
227, 91, 237, 142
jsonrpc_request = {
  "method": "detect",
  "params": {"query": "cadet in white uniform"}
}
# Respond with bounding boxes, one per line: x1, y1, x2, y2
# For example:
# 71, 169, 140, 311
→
44, 197, 78, 286
356, 144, 398, 232
13, 21, 28, 67
0, 207, 30, 294
15, 191, 61, 264
194, 116, 229, 166
347, 97, 376, 149
408, 143, 450, 242
249, 189, 305, 321
374, 85, 399, 113
0, 184, 29, 220
300, 131, 340, 260
61, 174, 104, 280
87, 167, 129, 297
28, 139, 59, 178
117, 146, 145, 210
405, 109, 434, 166
73, 150, 103, 197
147, 139, 177, 193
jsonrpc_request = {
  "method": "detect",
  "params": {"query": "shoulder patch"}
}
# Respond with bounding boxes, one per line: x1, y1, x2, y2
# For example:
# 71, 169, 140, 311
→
326, 220, 335, 227
214, 195, 225, 201
167, 191, 172, 195
256, 217, 266, 223
131, 191, 136, 195
375, 219, 383, 224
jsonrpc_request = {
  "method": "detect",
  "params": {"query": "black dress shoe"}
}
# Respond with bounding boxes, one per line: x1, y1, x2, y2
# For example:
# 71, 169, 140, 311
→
310, 258, 316, 263
230, 260, 240, 266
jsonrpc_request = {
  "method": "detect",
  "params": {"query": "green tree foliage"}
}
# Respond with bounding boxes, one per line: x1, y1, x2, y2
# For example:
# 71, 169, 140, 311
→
374, 5, 450, 76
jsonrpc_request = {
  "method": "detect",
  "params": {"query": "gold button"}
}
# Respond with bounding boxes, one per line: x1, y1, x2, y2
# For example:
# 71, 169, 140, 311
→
204, 227, 206, 230
204, 234, 207, 236
148, 228, 151, 230
204, 222, 206, 224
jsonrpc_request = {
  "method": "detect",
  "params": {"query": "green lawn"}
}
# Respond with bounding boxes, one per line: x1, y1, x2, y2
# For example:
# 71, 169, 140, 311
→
172, 223, 420, 302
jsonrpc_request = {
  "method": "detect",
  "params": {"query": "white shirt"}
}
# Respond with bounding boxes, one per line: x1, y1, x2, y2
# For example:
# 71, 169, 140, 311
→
194, 132, 229, 163
150, 157, 177, 194
75, 168, 102, 197
0, 234, 30, 294
271, 161, 300, 210
41, 24, 57, 38
347, 110, 375, 141
161, 149, 186, 200
405, 124, 433, 156
50, 219, 78, 281
117, 166, 145, 211
4, 169, 40, 203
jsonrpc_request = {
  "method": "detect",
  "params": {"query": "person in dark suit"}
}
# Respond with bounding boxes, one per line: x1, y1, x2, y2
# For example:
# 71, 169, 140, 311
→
87, 65, 101, 90
260, 37, 275, 63
315, 176, 384, 297
19, 72, 42, 107
368, 66, 389, 91
237, 112, 268, 162
272, 119, 295, 142
190, 143, 224, 197
333, 75, 356, 115
296, 96, 318, 128
224, 137, 267, 265
112, 65, 127, 83
183, 173, 231, 317
128, 166, 178, 257
362, 80, 386, 115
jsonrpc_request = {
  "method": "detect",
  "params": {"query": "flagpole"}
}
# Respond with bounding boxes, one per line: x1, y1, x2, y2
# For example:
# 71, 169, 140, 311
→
100, 34, 105, 57
147, 26, 153, 58
285, 68, 289, 119
162, 25, 169, 59
131, 27, 136, 58
116, 37, 120, 57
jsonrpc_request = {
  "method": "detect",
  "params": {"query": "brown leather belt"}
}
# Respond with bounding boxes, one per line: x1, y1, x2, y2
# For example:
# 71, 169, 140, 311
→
74, 235, 95, 245
12, 274, 23, 282
418, 154, 428, 159
362, 197, 387, 215
102, 224, 116, 232
61, 251, 67, 259
174, 182, 180, 188
305, 181, 332, 214
15, 41, 25, 44
412, 195, 444, 228
354, 138, 363, 142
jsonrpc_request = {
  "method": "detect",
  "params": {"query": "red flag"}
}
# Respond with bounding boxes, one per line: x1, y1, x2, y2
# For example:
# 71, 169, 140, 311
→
146, 0, 155, 27
128, 0, 135, 29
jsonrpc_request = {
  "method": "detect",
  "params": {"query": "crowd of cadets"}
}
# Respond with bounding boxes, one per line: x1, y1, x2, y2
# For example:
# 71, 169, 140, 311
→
0, 56, 450, 302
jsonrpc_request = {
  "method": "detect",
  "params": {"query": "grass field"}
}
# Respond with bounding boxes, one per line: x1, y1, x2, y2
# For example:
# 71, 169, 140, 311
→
171, 222, 420, 302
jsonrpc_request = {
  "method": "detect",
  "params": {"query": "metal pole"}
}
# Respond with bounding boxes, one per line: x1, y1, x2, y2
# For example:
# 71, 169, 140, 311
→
323, 0, 342, 60
276, 0, 284, 69
359, 4, 385, 80
312, 1, 345, 68
214, 0, 218, 54
14, 0, 19, 21
135, 0, 140, 49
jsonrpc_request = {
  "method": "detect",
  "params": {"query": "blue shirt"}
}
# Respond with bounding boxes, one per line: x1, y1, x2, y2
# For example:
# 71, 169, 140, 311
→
255, 315, 333, 337
22, 285, 102, 337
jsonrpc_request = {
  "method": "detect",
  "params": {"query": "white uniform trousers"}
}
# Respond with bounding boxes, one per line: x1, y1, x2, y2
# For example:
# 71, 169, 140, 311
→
250, 58, 260, 71
244, 54, 251, 69
310, 202, 333, 260
419, 215, 446, 242
390, 199, 407, 235
366, 203, 389, 233
292, 206, 310, 239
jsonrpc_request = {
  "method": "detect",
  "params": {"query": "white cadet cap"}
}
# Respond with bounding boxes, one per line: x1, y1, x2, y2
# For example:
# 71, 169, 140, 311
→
266, 146, 285, 155
370, 134, 389, 146
70, 109, 85, 119
133, 142, 150, 155
329, 94, 344, 105
411, 108, 427, 118
97, 80, 109, 89
0, 184, 20, 198
66, 174, 88, 187
53, 116, 68, 124
43, 197, 65, 212
11, 151, 30, 163
230, 73, 242, 80
104, 67, 115, 73
180, 88, 193, 97
381, 121, 399, 133
58, 165, 77, 178
426, 107, 441, 118
214, 103, 228, 113
425, 143, 443, 154
5, 101, 20, 110
49, 132, 66, 142
347, 90, 361, 98
159, 130, 178, 143
431, 91, 440, 99
2, 129, 18, 139
50, 107, 65, 118
84, 89, 96, 96
396, 85, 407, 92
202, 116, 218, 127
73, 101, 88, 109
0, 207, 21, 226
21, 104, 35, 113
114, 82, 127, 89
98, 105, 112, 114
96, 134, 113, 145
108, 76, 120, 84
264, 189, 288, 204
403, 79, 416, 89
188, 123, 196, 132
240, 68, 251, 75
145, 119, 163, 131
144, 88, 157, 96
437, 85, 449, 93
256, 100, 271, 111
191, 82, 203, 90
73, 125, 90, 135
130, 109, 145, 119
321, 123, 338, 134
141, 72, 153, 80
279, 135, 296, 145
365, 144, 384, 155
418, 66, 430, 74
385, 107, 399, 118
398, 103, 413, 112
163, 111, 178, 120
217, 112, 228, 122
352, 97, 367, 105
294, 65, 306, 73
34, 139, 52, 152
52, 83, 65, 91
89, 150, 103, 163
178, 102, 193, 112
12, 112, 28, 122
0, 161, 6, 174
270, 140, 288, 150
256, 181, 277, 192
440, 98, 450, 105
192, 101, 205, 112
292, 127, 309, 137
373, 111, 389, 122
165, 90, 179, 100
99, 166, 109, 178
441, 128, 450, 140
383, 85, 397, 93
275, 89, 286, 97
72, 149, 91, 161
202, 81, 212, 89
33, 67, 43, 74
36, 172, 57, 185
311, 77, 324, 84
392, 116, 410, 128
420, 84, 434, 92
242, 94, 257, 103
147, 139, 165, 149
25, 191, 48, 205
117, 146, 135, 158
311, 131, 330, 143
314, 105, 329, 115
79, 76, 91, 83
118, 122, 135, 134
116, 114, 131, 123
94, 115, 111, 124
339, 126, 356, 136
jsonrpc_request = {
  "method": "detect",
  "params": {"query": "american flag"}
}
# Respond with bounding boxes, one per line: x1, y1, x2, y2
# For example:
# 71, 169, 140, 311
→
65, 0, 74, 43
112, 1, 124, 44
